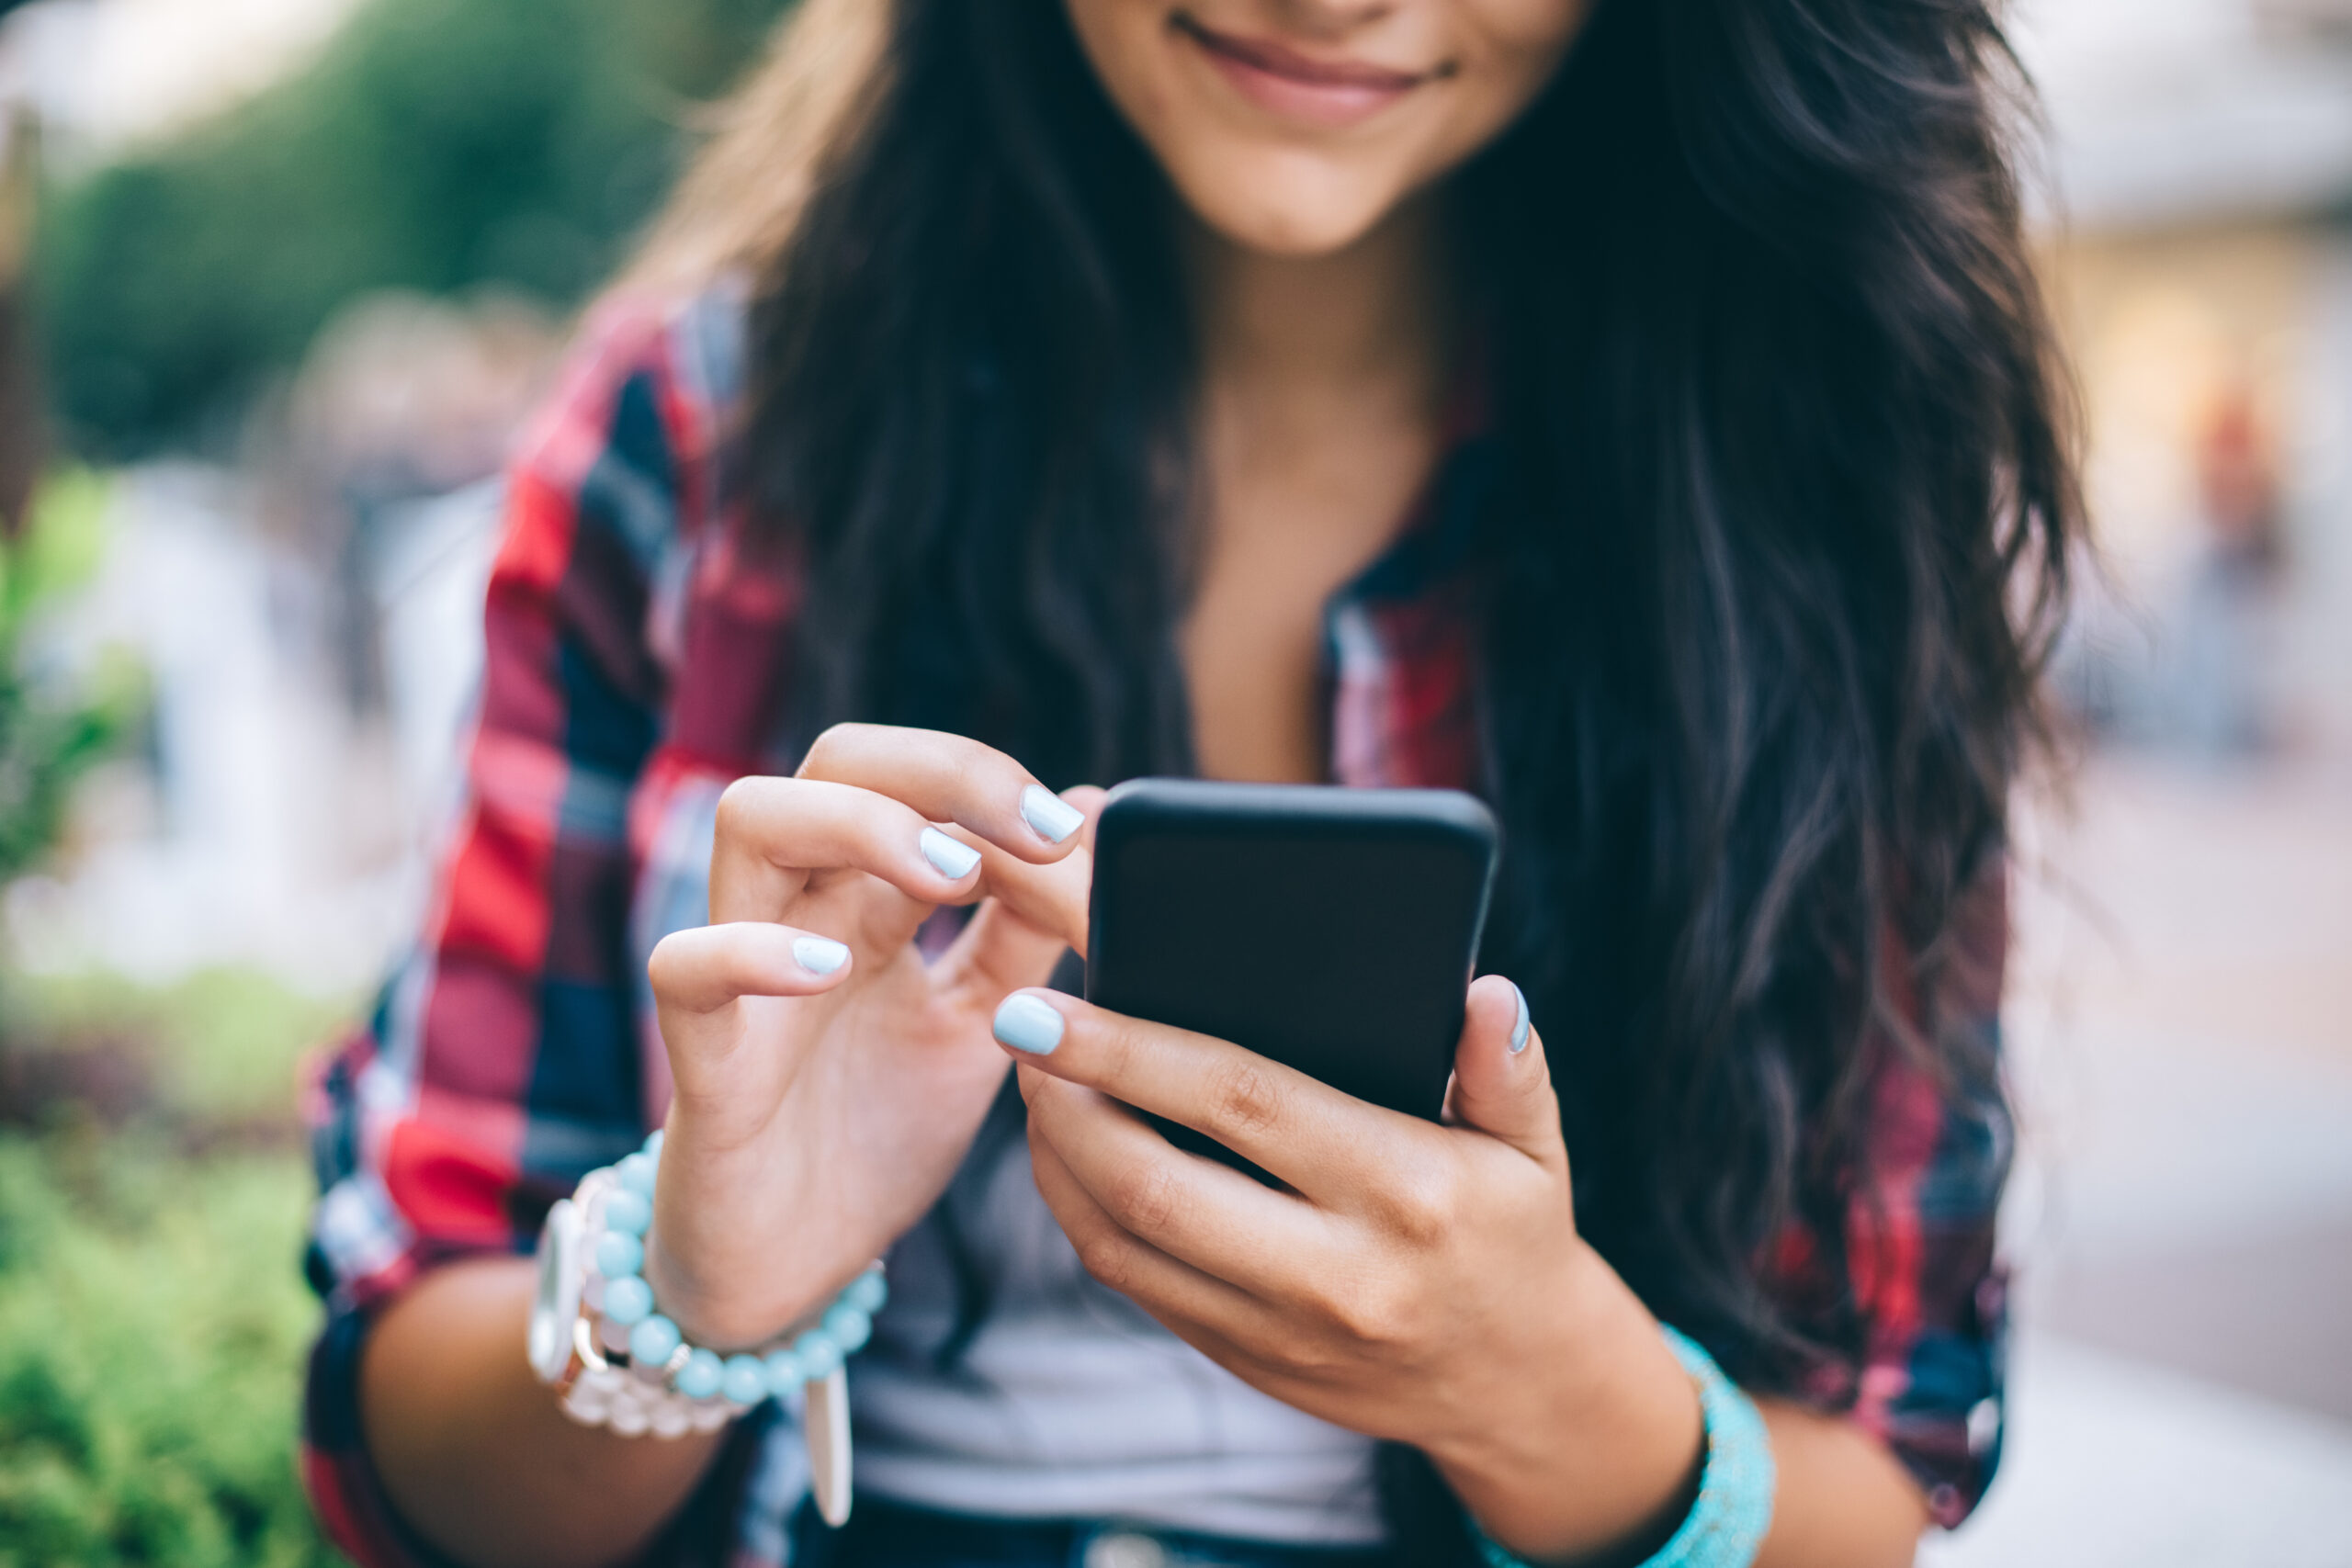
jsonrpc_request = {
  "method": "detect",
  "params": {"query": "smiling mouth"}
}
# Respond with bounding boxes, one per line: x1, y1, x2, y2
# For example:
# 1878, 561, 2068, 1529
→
1170, 12, 1451, 128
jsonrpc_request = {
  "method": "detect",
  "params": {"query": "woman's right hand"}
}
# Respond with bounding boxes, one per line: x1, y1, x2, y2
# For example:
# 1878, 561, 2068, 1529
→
641, 724, 1098, 1348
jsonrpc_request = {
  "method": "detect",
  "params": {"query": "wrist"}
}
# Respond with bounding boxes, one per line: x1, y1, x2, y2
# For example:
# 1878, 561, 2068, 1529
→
637, 1119, 829, 1351
639, 1229, 772, 1353
639, 1196, 862, 1355
1434, 1241, 1704, 1565
548, 1135, 887, 1402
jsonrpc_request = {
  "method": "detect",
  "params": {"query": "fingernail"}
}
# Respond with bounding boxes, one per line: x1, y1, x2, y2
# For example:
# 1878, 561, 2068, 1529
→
920, 827, 982, 881
992, 993, 1066, 1055
1020, 784, 1084, 844
793, 935, 849, 976
1508, 983, 1532, 1055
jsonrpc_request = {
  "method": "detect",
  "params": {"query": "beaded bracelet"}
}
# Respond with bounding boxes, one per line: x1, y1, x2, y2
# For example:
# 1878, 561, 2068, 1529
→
528, 1127, 888, 1438
1476, 1326, 1775, 1568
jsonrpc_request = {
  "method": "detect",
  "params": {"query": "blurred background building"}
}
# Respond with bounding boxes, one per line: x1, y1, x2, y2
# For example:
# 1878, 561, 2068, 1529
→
0, 0, 2345, 1562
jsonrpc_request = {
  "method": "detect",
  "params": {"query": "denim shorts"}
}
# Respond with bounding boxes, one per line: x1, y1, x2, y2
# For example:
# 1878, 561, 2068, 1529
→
787, 1496, 1405, 1568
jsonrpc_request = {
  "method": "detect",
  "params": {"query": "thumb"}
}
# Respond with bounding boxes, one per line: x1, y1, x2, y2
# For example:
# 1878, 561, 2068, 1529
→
1447, 974, 1566, 1170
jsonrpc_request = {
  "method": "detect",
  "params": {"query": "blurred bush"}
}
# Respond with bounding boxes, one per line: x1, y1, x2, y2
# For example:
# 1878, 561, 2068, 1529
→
5, 967, 349, 1132
36, 0, 791, 457
0, 964, 350, 1568
0, 958, 354, 1565
0, 471, 124, 882
0, 1136, 334, 1568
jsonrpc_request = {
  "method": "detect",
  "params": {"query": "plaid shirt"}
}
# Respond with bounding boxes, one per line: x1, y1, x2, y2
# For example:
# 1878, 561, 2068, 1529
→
301, 291, 2010, 1567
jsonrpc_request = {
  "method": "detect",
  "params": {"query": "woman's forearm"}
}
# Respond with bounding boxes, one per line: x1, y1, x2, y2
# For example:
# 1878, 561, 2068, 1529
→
1750, 1399, 1929, 1568
359, 1256, 726, 1568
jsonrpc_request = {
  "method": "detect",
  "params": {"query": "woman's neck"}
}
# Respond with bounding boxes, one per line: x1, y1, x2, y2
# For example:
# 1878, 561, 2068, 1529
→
1174, 200, 1459, 784
1184, 197, 1455, 446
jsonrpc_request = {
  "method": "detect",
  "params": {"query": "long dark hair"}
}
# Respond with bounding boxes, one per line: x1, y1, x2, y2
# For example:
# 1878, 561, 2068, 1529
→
668, 0, 2075, 1547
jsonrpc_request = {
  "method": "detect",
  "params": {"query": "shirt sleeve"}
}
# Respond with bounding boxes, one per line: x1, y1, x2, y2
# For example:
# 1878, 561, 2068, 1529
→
1782, 860, 2015, 1529
297, 295, 713, 1568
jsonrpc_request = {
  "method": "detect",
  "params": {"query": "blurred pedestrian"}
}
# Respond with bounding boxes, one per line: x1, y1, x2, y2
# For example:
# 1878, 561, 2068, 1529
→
300, 4, 2079, 1567
2169, 385, 2285, 757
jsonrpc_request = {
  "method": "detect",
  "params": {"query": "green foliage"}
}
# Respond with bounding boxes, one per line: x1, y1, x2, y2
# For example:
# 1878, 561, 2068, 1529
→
0, 967, 359, 1566
37, 0, 793, 456
0, 471, 129, 885
0, 1137, 336, 1568
13, 966, 352, 1126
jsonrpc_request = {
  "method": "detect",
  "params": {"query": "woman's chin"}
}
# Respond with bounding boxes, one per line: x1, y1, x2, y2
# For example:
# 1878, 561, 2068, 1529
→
1171, 159, 1412, 261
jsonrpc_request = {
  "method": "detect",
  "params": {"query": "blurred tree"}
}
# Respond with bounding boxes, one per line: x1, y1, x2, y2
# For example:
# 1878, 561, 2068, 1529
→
35, 0, 792, 457
2, 105, 43, 533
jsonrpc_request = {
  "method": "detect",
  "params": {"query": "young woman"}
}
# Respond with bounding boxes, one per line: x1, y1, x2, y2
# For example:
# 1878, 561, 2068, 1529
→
300, 2, 2074, 1565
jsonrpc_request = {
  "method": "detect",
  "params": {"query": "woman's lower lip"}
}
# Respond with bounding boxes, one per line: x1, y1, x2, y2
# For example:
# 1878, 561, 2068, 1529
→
1179, 27, 1420, 130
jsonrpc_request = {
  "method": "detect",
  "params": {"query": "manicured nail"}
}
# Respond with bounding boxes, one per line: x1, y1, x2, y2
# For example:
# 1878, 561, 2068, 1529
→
1020, 784, 1084, 844
793, 935, 849, 976
992, 993, 1066, 1055
920, 827, 982, 881
1508, 983, 1532, 1055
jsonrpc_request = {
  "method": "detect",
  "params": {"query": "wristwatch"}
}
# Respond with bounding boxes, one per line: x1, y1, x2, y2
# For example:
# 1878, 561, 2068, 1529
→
526, 1185, 590, 1389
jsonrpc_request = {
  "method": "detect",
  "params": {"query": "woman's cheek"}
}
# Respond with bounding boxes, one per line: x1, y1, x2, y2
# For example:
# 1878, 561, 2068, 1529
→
1424, 3, 1589, 164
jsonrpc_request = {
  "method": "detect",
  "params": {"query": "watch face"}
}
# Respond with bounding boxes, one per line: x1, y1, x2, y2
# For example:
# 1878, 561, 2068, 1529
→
527, 1197, 581, 1382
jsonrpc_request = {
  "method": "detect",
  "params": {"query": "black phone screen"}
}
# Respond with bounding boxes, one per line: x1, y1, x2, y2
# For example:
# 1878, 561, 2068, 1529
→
1084, 779, 1498, 1177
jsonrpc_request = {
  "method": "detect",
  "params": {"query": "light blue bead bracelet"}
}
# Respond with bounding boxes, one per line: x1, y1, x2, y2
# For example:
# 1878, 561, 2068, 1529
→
583, 1127, 888, 1406
1476, 1326, 1775, 1568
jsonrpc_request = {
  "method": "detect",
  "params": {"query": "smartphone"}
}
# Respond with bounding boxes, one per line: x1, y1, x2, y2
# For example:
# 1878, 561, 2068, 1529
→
1084, 778, 1500, 1178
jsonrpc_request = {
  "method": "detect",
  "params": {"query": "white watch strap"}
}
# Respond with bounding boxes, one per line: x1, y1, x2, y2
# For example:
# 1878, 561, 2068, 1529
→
805, 1363, 854, 1526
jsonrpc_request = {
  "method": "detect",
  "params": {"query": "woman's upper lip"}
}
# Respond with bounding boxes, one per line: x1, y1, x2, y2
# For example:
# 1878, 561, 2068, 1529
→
1172, 15, 1438, 92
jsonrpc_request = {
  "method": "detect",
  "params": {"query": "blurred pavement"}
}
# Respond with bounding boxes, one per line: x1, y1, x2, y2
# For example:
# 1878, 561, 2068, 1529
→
1928, 752, 2352, 1566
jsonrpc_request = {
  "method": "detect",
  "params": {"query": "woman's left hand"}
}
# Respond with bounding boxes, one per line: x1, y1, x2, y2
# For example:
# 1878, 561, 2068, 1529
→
1000, 976, 1706, 1564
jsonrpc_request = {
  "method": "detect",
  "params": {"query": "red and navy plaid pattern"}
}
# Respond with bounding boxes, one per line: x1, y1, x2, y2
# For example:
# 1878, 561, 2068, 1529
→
300, 293, 2010, 1566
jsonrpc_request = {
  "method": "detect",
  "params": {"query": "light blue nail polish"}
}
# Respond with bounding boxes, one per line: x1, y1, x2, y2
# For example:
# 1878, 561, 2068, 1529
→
793, 935, 850, 976
1508, 983, 1532, 1055
992, 993, 1066, 1055
920, 826, 981, 880
1020, 784, 1084, 844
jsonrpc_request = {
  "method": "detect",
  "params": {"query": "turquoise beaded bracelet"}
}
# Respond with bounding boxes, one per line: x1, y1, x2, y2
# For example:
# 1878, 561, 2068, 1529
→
586, 1128, 888, 1409
1476, 1326, 1775, 1568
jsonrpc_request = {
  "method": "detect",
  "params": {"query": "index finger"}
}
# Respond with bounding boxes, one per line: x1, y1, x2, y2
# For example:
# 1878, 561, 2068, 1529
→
989, 989, 1409, 1202
797, 723, 1085, 863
